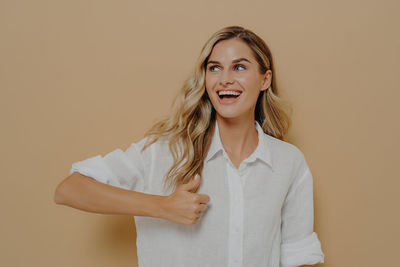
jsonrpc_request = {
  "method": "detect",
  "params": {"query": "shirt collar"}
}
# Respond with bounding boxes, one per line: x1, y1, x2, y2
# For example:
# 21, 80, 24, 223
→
205, 120, 273, 170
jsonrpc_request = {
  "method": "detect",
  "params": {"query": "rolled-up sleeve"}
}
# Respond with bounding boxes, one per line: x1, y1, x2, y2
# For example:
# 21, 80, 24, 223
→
69, 141, 146, 192
280, 157, 325, 267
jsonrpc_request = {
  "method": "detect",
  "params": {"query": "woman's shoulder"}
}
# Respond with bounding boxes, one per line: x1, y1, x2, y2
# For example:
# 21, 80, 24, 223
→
262, 132, 307, 167
130, 134, 172, 158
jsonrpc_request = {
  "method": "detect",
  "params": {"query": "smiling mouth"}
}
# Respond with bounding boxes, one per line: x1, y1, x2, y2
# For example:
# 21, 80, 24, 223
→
217, 90, 242, 99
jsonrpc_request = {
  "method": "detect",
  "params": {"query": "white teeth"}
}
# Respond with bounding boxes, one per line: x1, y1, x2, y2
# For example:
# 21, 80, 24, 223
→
218, 90, 241, 96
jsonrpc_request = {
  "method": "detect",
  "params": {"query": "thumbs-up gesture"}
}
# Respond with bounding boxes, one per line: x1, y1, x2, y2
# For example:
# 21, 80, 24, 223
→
159, 174, 210, 225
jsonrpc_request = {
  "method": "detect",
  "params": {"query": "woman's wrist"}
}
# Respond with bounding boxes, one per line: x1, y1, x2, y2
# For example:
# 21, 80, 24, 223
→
146, 194, 168, 219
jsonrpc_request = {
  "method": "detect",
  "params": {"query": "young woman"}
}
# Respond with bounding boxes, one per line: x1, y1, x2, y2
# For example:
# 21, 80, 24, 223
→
55, 26, 325, 267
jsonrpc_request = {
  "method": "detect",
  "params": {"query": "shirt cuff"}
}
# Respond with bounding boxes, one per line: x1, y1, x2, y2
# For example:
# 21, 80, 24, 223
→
281, 232, 325, 267
70, 155, 114, 184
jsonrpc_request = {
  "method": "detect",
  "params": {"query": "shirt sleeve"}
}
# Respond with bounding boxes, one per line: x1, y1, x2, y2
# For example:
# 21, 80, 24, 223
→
69, 140, 146, 192
280, 155, 325, 267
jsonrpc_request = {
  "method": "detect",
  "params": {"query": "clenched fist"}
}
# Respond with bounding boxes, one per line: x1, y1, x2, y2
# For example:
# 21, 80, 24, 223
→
159, 174, 210, 225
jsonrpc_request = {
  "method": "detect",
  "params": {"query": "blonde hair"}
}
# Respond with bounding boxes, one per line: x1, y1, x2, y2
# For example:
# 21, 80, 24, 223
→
142, 26, 292, 193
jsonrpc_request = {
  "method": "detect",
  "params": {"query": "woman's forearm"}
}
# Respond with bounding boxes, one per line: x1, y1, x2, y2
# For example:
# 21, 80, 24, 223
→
54, 172, 164, 217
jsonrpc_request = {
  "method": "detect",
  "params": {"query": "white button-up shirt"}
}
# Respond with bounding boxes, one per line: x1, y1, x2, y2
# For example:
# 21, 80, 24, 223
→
70, 121, 325, 267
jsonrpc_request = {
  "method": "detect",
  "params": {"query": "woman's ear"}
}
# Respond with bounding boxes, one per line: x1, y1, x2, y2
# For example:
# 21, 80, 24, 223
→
260, 70, 272, 91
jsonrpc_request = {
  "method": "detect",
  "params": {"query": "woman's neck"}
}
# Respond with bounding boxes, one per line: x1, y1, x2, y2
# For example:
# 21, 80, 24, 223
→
216, 114, 258, 169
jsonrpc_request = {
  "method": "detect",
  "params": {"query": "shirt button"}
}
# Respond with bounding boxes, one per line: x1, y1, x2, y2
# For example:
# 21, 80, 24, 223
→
235, 227, 240, 232
234, 259, 239, 263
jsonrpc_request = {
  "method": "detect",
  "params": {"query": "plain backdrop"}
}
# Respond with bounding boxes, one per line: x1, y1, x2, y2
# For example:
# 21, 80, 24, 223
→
1, 0, 399, 266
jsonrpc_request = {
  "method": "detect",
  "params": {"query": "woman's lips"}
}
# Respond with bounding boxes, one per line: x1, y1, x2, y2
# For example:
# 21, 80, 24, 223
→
216, 91, 241, 105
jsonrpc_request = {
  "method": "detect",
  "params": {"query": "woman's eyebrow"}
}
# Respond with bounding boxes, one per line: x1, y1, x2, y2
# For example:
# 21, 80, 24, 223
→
207, 58, 251, 65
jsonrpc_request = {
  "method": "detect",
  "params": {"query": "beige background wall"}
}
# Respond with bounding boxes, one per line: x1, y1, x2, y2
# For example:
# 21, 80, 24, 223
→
1, 0, 399, 266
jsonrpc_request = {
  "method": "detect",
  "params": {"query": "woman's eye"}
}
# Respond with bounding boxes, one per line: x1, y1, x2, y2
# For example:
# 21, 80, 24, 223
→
208, 64, 245, 72
234, 64, 246, 71
209, 65, 219, 72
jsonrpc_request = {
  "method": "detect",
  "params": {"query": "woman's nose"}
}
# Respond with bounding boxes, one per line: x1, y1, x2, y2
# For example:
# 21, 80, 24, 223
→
219, 70, 234, 86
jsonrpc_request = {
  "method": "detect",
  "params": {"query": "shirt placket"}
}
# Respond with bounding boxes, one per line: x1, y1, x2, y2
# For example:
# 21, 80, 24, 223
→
226, 159, 245, 267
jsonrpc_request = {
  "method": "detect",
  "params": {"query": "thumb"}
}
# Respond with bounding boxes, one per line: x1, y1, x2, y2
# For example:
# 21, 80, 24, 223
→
179, 174, 201, 192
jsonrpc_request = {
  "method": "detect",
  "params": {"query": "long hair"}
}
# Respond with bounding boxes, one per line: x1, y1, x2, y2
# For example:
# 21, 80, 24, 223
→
142, 26, 292, 193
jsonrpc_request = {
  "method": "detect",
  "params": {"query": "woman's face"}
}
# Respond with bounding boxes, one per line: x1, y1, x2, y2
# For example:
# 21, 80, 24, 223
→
205, 38, 272, 122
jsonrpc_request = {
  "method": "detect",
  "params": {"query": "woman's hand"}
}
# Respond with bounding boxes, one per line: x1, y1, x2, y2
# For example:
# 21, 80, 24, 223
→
159, 174, 210, 225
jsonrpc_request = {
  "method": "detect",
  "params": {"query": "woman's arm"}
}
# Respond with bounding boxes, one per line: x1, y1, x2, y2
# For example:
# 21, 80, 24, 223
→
54, 172, 163, 217
54, 172, 209, 225
280, 153, 324, 266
